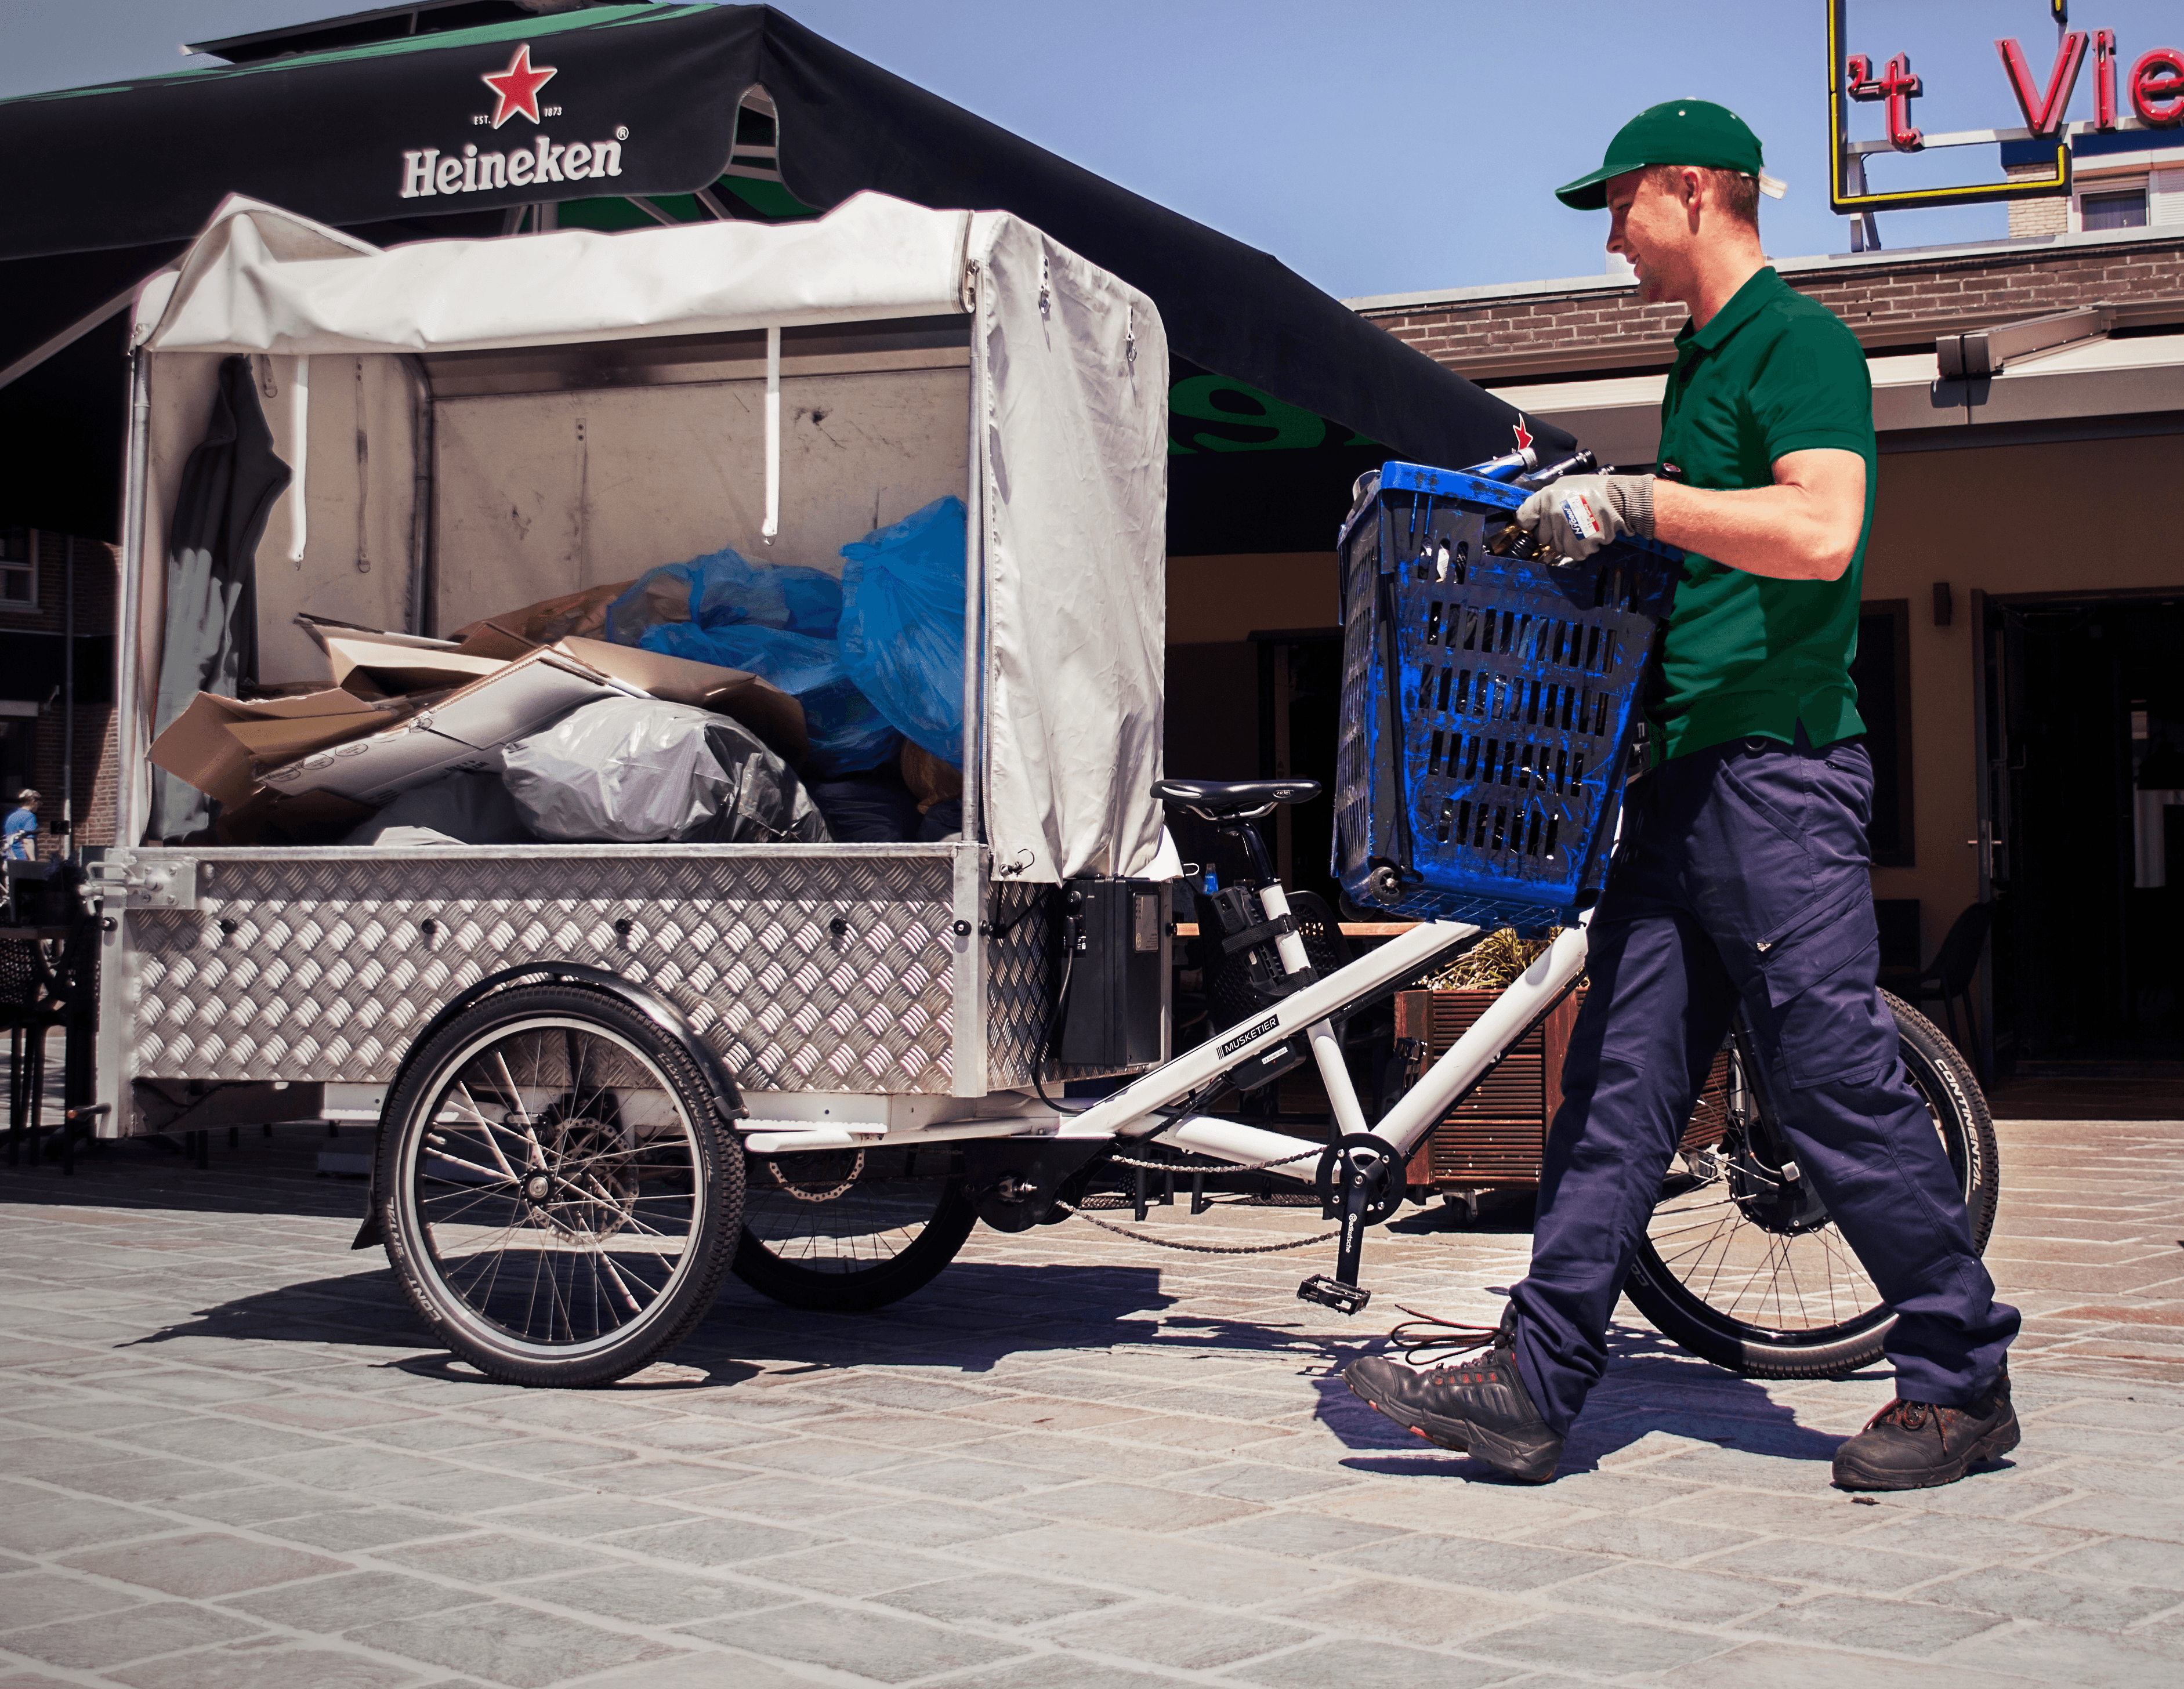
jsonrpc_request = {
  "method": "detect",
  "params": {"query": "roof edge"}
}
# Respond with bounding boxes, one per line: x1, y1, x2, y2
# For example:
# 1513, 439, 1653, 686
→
1348, 223, 2184, 316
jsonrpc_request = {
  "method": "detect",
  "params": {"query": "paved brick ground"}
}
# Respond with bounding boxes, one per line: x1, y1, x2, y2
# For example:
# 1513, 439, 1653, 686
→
1, 1115, 2178, 1688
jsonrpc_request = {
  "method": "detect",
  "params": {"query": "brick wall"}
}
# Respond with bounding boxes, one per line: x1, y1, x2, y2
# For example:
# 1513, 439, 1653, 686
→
1357, 232, 2184, 382
0, 531, 120, 854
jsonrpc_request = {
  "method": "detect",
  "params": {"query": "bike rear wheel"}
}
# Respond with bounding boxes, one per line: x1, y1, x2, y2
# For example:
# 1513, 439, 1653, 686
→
733, 1145, 977, 1312
1623, 992, 1999, 1379
375, 985, 742, 1387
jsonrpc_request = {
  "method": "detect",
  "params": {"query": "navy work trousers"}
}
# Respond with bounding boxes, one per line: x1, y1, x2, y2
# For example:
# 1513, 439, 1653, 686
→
1508, 732, 2019, 1437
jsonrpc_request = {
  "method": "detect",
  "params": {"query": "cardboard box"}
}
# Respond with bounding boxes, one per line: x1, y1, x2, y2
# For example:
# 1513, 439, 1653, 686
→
259, 637, 807, 808
148, 687, 409, 810
154, 618, 809, 815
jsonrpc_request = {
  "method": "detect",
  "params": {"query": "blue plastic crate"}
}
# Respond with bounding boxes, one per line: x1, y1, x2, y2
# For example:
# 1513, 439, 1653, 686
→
1334, 461, 1678, 933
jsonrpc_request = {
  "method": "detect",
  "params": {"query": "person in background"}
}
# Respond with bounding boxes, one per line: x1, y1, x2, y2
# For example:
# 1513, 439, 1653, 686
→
3, 789, 38, 862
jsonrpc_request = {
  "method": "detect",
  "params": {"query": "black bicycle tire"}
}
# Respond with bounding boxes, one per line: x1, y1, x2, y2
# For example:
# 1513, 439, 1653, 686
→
1623, 991, 2000, 1380
733, 1157, 978, 1313
374, 984, 743, 1387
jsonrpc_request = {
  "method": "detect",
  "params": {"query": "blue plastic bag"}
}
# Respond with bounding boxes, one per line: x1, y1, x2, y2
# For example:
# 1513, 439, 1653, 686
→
839, 496, 968, 766
637, 621, 898, 779
605, 546, 841, 647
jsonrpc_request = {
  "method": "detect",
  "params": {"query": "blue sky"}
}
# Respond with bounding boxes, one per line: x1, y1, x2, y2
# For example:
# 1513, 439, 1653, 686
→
4, 0, 2177, 298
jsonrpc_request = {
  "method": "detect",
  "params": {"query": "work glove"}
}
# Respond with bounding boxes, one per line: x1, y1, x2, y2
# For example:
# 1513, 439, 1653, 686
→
1515, 473, 1654, 560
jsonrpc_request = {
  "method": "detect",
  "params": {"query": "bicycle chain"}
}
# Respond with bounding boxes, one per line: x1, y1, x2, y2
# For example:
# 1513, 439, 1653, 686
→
1052, 1199, 1339, 1255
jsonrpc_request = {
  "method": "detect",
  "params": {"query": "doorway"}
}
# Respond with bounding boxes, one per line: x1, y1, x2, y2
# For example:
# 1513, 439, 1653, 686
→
1983, 593, 2184, 1068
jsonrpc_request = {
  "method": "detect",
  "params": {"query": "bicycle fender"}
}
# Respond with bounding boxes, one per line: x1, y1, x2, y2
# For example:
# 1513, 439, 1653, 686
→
348, 961, 745, 1251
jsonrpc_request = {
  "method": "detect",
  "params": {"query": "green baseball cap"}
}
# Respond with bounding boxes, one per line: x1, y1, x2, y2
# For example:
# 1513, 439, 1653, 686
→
1555, 99, 1770, 211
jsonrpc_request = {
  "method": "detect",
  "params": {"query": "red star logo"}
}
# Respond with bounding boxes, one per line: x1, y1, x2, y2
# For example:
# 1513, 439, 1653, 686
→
1512, 418, 1534, 453
481, 44, 556, 129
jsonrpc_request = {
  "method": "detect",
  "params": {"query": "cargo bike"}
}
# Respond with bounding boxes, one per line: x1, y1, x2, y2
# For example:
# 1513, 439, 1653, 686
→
90, 195, 1997, 1391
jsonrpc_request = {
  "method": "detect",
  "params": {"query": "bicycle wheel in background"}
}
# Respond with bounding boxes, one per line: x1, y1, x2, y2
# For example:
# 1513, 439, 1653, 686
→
375, 985, 742, 1387
733, 1145, 978, 1311
1623, 991, 2000, 1379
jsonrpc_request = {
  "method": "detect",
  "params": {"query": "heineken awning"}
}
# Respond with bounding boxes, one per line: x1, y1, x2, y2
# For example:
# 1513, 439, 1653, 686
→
0, 1, 1566, 539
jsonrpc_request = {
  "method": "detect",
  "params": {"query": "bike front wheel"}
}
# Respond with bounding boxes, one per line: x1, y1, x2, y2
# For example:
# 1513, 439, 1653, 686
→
1622, 991, 2000, 1380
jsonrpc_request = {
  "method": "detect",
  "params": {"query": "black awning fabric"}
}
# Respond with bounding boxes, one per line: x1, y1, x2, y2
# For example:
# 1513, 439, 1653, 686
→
0, 2, 1566, 538
4, 0, 1572, 544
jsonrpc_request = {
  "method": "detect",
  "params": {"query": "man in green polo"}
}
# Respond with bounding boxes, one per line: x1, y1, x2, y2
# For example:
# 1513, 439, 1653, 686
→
1345, 102, 2019, 1489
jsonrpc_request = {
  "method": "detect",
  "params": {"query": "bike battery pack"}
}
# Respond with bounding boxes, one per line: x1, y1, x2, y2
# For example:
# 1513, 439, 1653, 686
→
1054, 876, 1169, 1070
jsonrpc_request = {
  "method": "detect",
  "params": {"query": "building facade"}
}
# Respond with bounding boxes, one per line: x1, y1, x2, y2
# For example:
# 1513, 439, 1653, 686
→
1338, 209, 2184, 1075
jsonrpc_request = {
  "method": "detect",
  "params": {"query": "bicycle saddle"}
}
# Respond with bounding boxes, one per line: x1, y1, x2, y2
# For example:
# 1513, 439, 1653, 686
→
1151, 778, 1322, 820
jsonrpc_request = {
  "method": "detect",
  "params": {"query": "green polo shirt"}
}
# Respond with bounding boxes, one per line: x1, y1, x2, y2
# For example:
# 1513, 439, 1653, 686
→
1650, 266, 1875, 762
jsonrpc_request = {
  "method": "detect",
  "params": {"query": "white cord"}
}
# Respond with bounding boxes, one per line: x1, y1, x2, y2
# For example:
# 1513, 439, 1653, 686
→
288, 355, 309, 561
761, 325, 780, 545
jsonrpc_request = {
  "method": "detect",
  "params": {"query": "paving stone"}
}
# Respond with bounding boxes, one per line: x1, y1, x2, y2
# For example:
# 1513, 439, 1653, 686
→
1020, 1481, 1261, 1534
58, 1531, 349, 1599
578, 1654, 806, 1689
744, 1542, 966, 1599
1668, 1638, 2036, 1688
829, 1497, 1017, 1547
1, 1600, 263, 1670
371, 1470, 584, 1516
1040, 1601, 1316, 1669
253, 1507, 461, 1553
218, 1568, 488, 1631
870, 1456, 1052, 1501
103, 1645, 425, 1689
1225, 1637, 1524, 1688
237, 1446, 435, 1494
687, 1473, 876, 1519
0, 1567, 147, 1624
2036, 1533, 2184, 1590
965, 1524, 1346, 1607
1513, 1511, 1755, 1563
680, 1600, 1027, 1681
0, 1484, 167, 1554
1921, 1564, 2184, 1629
1260, 1577, 1534, 1646
38, 1455, 234, 1504
344, 1418, 516, 1453
1737, 1592, 2008, 1655
377, 1531, 618, 1585
521, 1564, 789, 1625
602, 1514, 830, 1568
491, 1496, 704, 1539
1331, 1529, 1610, 1593
103, 1418, 336, 1463
1943, 1621, 2178, 1688
348, 1603, 680, 1687
1698, 1536, 1965, 1593
872, 1571, 1132, 1628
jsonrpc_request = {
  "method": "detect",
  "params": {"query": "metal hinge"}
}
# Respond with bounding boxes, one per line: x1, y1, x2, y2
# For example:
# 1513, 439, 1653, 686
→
87, 857, 200, 912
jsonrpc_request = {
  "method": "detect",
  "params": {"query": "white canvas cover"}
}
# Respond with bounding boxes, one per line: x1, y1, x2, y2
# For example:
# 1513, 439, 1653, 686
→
131, 192, 1167, 880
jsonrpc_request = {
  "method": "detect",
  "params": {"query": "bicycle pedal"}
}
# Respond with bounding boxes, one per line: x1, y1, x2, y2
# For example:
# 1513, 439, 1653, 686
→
1296, 1274, 1372, 1316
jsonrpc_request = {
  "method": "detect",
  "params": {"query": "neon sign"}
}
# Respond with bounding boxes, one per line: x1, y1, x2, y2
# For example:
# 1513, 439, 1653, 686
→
1828, 1, 2184, 219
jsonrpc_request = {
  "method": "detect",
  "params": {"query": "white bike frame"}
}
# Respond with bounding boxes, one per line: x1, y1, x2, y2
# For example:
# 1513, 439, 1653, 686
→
740, 900, 1591, 1185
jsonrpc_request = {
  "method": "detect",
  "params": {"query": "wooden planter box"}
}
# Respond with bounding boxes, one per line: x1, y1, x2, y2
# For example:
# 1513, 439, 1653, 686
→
1393, 987, 1729, 1191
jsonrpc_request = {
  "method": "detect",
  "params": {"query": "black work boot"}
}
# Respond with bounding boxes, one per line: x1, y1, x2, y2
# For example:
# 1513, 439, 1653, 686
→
1343, 1314, 1563, 1483
1832, 1362, 2019, 1491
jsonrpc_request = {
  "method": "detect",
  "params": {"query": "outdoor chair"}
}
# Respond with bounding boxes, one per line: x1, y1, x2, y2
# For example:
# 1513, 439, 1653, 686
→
1893, 901, 1993, 1079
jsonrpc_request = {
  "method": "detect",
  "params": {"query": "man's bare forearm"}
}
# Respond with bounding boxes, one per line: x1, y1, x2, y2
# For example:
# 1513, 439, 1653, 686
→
1651, 449, 1866, 581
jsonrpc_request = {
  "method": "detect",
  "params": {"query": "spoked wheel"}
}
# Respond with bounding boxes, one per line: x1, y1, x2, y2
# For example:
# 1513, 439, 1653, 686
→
734, 1145, 976, 1312
374, 985, 742, 1387
1623, 991, 2000, 1379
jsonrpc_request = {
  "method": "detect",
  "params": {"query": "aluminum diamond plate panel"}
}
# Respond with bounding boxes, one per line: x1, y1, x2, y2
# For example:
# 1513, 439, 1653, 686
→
984, 880, 1052, 1090
125, 848, 973, 1093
